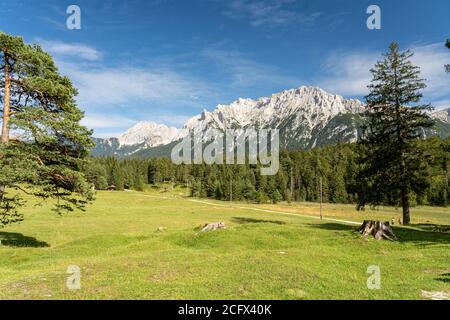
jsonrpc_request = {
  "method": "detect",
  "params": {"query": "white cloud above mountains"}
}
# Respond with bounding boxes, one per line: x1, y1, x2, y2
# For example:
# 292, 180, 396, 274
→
412, 43, 450, 103
40, 40, 211, 109
59, 61, 211, 108
318, 42, 450, 109
80, 114, 135, 129
39, 38, 450, 135
41, 39, 302, 122
319, 51, 378, 97
39, 39, 214, 134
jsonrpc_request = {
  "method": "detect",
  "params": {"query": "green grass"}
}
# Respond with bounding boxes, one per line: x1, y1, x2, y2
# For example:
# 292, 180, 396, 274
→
0, 188, 449, 300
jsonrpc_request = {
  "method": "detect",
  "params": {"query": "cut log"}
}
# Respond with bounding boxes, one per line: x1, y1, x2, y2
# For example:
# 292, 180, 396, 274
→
359, 220, 398, 241
195, 222, 226, 236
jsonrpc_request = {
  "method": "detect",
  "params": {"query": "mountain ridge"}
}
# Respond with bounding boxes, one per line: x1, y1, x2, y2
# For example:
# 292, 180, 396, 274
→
91, 86, 450, 158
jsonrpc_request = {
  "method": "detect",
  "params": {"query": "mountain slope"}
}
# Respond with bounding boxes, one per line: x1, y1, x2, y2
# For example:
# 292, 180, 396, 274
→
92, 122, 178, 157
91, 86, 450, 158
175, 86, 364, 149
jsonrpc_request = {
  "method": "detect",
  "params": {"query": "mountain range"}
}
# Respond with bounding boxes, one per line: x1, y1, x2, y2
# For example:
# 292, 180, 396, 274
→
91, 86, 450, 158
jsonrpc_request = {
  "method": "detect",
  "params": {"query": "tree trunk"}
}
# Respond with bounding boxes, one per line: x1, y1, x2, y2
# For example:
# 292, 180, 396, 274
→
1, 52, 11, 144
0, 52, 11, 200
359, 220, 397, 241
290, 167, 294, 196
401, 187, 411, 225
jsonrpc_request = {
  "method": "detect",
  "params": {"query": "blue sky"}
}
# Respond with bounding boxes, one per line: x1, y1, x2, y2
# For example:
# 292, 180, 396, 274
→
1, 0, 449, 137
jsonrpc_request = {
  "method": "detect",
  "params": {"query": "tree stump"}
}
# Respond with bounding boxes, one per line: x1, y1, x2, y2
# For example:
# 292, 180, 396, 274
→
200, 222, 226, 232
359, 220, 398, 241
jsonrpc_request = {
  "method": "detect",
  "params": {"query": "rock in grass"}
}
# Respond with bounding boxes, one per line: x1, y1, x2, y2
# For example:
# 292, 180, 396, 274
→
421, 290, 450, 300
199, 222, 226, 232
287, 289, 307, 299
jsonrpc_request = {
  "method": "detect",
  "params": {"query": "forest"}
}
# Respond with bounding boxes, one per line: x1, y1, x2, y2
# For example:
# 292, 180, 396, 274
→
84, 136, 450, 208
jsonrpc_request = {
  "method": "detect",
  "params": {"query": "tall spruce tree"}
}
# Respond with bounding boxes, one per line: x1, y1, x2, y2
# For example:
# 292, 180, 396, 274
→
358, 42, 434, 224
0, 33, 94, 226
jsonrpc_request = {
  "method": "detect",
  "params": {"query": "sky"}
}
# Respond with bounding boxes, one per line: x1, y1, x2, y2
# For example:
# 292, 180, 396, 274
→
1, 0, 449, 137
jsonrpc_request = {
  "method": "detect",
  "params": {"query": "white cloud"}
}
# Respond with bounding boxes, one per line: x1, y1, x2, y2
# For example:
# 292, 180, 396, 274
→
92, 131, 126, 139
33, 39, 215, 134
202, 46, 300, 88
81, 113, 191, 137
411, 43, 450, 101
318, 51, 378, 96
222, 0, 321, 28
81, 115, 136, 129
318, 42, 450, 103
37, 38, 213, 110
60, 61, 210, 108
148, 114, 192, 127
434, 99, 450, 111
39, 40, 103, 61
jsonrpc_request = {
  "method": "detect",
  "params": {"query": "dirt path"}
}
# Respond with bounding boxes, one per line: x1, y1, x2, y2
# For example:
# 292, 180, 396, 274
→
140, 194, 361, 226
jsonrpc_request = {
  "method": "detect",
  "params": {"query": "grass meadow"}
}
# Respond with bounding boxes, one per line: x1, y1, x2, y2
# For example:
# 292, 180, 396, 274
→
0, 187, 449, 300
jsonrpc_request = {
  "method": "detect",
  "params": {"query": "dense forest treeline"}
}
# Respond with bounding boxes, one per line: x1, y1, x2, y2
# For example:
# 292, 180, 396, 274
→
83, 136, 450, 207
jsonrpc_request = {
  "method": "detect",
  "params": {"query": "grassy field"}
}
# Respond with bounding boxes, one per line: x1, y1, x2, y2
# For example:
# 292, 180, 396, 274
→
0, 187, 449, 300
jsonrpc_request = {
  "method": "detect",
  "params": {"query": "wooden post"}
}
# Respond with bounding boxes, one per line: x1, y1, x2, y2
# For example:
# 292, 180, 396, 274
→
230, 177, 233, 205
290, 167, 294, 198
445, 158, 449, 207
298, 176, 301, 201
319, 177, 323, 220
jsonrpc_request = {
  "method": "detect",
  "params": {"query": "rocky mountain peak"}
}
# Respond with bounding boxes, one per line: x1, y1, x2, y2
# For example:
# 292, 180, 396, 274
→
91, 86, 450, 158
118, 121, 179, 147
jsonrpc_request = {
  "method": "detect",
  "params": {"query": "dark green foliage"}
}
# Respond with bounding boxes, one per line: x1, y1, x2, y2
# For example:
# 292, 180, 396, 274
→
423, 137, 450, 206
87, 136, 450, 208
83, 161, 108, 190
357, 43, 435, 224
85, 157, 149, 191
83, 42, 450, 212
0, 33, 94, 226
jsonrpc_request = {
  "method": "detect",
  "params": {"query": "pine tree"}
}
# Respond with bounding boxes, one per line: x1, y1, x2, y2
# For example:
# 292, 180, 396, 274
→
358, 42, 434, 224
442, 138, 450, 206
111, 164, 125, 190
271, 189, 282, 204
0, 33, 94, 226
433, 137, 450, 206
84, 161, 108, 190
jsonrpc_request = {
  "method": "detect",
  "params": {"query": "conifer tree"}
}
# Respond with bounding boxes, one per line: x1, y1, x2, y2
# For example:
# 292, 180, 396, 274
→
358, 43, 434, 224
0, 33, 94, 226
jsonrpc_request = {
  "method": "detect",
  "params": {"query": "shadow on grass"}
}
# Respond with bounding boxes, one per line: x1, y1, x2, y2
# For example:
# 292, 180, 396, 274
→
413, 224, 450, 233
232, 217, 286, 225
435, 273, 450, 283
307, 223, 450, 245
0, 232, 50, 248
